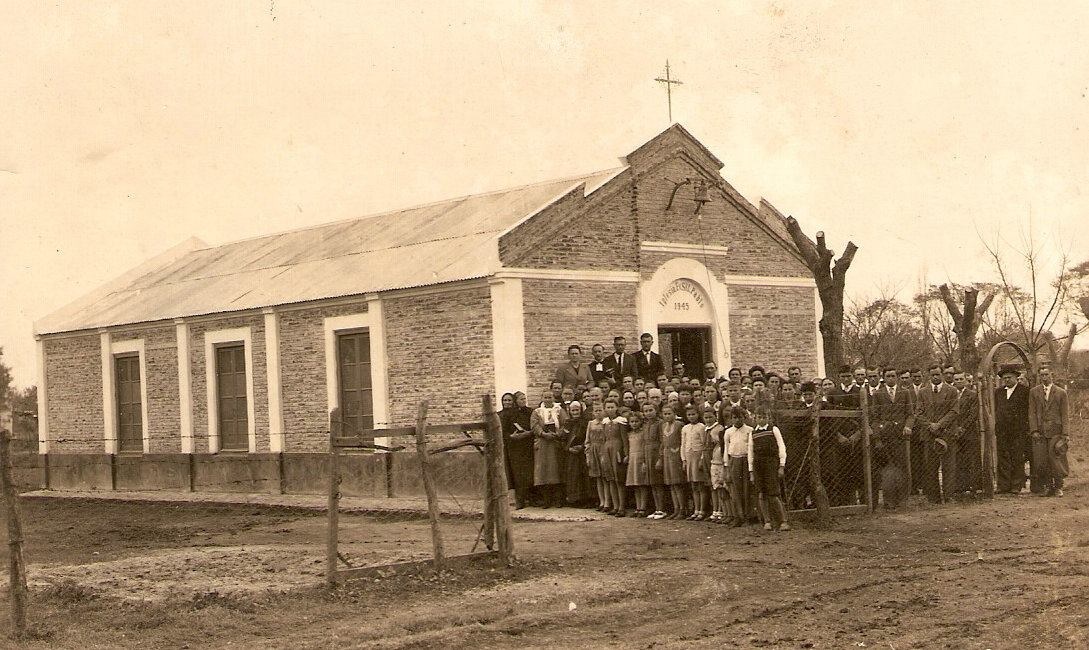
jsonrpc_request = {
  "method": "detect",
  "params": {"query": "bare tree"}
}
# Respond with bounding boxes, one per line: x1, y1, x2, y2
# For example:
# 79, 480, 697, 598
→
937, 284, 996, 372
844, 294, 930, 369
981, 230, 1083, 376
784, 218, 858, 373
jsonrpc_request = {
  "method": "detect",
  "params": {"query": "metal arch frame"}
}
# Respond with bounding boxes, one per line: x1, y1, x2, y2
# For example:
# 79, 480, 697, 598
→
977, 340, 1036, 498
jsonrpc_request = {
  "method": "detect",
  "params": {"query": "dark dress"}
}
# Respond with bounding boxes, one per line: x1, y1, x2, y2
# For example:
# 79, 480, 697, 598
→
564, 416, 591, 504
500, 406, 534, 506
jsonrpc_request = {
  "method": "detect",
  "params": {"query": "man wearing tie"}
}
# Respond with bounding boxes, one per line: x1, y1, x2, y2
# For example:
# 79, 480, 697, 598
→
916, 364, 959, 503
635, 332, 664, 384
602, 336, 636, 388
994, 365, 1031, 495
587, 344, 612, 386
1029, 367, 1070, 497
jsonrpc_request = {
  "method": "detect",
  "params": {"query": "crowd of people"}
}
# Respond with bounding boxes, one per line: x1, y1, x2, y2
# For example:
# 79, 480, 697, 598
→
497, 333, 1073, 532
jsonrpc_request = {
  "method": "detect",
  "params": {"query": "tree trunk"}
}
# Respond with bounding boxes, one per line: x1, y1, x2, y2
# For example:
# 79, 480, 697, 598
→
819, 294, 845, 375
938, 284, 995, 373
784, 216, 857, 375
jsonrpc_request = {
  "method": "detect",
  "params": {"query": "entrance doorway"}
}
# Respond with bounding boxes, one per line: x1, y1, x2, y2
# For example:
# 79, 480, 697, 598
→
658, 326, 711, 379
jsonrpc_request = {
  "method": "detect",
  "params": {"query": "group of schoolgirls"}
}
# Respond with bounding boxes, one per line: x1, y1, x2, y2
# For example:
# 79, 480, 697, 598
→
582, 397, 792, 532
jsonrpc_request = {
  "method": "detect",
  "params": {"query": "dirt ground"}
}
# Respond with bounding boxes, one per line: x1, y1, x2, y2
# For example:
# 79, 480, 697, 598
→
1, 423, 1087, 649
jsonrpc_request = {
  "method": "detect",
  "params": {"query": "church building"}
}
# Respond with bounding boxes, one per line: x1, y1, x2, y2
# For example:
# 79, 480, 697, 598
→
34, 124, 823, 493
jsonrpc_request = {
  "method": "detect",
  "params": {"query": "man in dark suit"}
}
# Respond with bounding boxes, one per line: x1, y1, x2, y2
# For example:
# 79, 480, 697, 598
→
871, 367, 915, 508
587, 343, 613, 386
602, 336, 637, 388
824, 365, 861, 505
994, 365, 1031, 494
634, 332, 664, 383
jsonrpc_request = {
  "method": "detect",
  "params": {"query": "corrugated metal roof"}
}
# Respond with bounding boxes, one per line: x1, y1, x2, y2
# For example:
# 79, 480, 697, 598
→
36, 168, 624, 334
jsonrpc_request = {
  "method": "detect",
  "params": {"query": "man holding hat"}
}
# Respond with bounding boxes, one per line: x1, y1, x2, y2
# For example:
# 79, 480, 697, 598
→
1029, 367, 1070, 497
994, 364, 1031, 494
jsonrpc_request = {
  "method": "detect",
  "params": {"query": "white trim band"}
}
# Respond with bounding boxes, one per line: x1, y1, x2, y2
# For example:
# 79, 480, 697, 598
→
264, 310, 285, 453
495, 268, 640, 283
720, 274, 816, 288
641, 241, 730, 256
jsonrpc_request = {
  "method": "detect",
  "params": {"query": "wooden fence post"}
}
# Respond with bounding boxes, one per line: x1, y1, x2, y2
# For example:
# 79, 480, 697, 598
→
415, 401, 444, 569
0, 429, 29, 638
481, 396, 496, 551
860, 389, 874, 513
807, 401, 833, 527
326, 408, 342, 585
483, 395, 514, 563
979, 378, 995, 498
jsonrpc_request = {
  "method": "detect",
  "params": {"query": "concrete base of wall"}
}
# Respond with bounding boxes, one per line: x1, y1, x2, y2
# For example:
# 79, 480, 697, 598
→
33, 452, 486, 497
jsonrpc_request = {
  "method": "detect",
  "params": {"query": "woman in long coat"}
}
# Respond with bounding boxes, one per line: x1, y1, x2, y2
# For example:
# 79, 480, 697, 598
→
499, 392, 535, 509
531, 391, 567, 508
563, 400, 592, 506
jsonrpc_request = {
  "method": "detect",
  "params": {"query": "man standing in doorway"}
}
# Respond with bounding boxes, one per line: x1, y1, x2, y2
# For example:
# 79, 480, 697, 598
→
995, 366, 1031, 495
636, 332, 664, 384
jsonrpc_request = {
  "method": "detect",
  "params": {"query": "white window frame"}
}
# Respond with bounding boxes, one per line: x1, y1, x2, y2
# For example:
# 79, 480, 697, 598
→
323, 301, 389, 434
103, 336, 150, 454
204, 327, 256, 453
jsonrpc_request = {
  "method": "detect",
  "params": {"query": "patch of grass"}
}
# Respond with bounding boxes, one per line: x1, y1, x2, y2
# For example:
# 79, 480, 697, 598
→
36, 579, 97, 604
187, 591, 258, 614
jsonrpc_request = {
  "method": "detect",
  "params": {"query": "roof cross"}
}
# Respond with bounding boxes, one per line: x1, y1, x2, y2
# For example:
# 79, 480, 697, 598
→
654, 60, 683, 124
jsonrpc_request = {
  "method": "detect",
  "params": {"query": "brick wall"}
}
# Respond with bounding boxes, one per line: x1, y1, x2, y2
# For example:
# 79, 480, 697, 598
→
44, 333, 103, 453
187, 314, 268, 453
113, 325, 181, 452
278, 301, 369, 453
521, 278, 639, 400
499, 179, 639, 271
384, 286, 495, 426
728, 285, 819, 378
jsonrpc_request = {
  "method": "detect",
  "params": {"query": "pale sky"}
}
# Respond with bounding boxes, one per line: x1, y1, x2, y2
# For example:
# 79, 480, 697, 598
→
2, 1, 1087, 388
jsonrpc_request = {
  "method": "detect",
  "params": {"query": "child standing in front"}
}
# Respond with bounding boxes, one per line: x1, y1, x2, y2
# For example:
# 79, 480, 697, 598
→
658, 404, 687, 519
724, 406, 753, 527
601, 399, 628, 517
748, 405, 791, 531
705, 407, 727, 523
585, 402, 610, 512
624, 409, 649, 517
681, 404, 712, 520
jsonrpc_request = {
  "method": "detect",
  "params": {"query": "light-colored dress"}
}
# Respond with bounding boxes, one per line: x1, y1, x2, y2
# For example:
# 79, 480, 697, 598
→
585, 419, 606, 479
532, 403, 566, 486
660, 419, 686, 485
681, 422, 712, 483
708, 423, 726, 489
626, 424, 649, 486
600, 416, 627, 483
